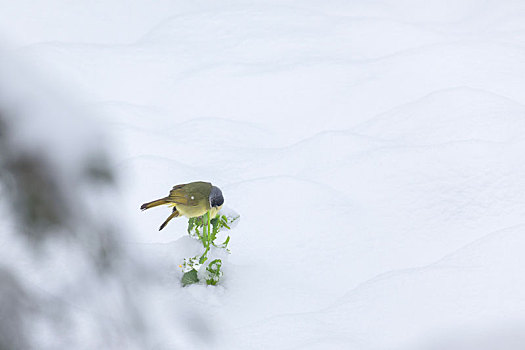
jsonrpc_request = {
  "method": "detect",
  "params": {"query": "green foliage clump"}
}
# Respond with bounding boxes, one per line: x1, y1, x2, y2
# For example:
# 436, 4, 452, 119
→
181, 212, 238, 286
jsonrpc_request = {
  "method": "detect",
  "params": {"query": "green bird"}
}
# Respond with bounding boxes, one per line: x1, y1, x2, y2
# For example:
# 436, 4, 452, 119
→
140, 181, 224, 231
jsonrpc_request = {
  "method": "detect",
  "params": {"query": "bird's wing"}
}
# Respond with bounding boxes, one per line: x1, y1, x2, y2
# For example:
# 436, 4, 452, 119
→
168, 185, 199, 206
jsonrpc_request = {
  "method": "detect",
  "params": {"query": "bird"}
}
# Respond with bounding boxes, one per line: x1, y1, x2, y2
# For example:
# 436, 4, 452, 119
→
140, 181, 224, 231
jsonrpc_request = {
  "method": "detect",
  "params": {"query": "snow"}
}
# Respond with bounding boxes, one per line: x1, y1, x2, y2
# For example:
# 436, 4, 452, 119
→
2, 0, 525, 349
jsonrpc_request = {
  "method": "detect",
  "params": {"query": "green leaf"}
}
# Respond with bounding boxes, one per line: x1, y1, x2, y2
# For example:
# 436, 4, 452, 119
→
181, 269, 199, 286
187, 217, 196, 234
206, 259, 223, 286
212, 235, 230, 249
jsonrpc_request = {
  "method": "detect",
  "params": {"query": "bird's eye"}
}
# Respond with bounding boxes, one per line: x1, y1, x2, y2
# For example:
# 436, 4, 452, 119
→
191, 196, 194, 200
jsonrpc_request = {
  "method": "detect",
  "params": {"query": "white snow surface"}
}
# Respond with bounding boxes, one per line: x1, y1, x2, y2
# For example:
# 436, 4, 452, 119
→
2, 0, 525, 349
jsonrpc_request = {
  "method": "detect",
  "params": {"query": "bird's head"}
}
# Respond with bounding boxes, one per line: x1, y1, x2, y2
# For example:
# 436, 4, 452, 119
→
209, 185, 224, 209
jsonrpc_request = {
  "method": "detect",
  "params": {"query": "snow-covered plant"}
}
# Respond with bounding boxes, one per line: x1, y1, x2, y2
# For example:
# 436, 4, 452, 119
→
181, 212, 238, 286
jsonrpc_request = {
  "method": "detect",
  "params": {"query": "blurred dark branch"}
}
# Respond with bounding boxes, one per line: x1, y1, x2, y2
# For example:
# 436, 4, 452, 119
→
0, 112, 67, 238
4, 152, 70, 237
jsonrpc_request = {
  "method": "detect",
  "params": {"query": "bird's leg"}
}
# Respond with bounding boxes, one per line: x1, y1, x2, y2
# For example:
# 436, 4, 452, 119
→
159, 207, 179, 231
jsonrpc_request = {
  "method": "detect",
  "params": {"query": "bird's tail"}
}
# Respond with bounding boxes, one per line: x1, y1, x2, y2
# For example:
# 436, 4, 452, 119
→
140, 198, 169, 211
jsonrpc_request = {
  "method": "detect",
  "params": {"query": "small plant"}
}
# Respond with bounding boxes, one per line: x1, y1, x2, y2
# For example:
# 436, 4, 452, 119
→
181, 211, 239, 286
205, 259, 223, 286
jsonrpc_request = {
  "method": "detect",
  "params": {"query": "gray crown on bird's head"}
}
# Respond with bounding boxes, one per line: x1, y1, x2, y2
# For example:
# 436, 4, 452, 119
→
209, 186, 224, 208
